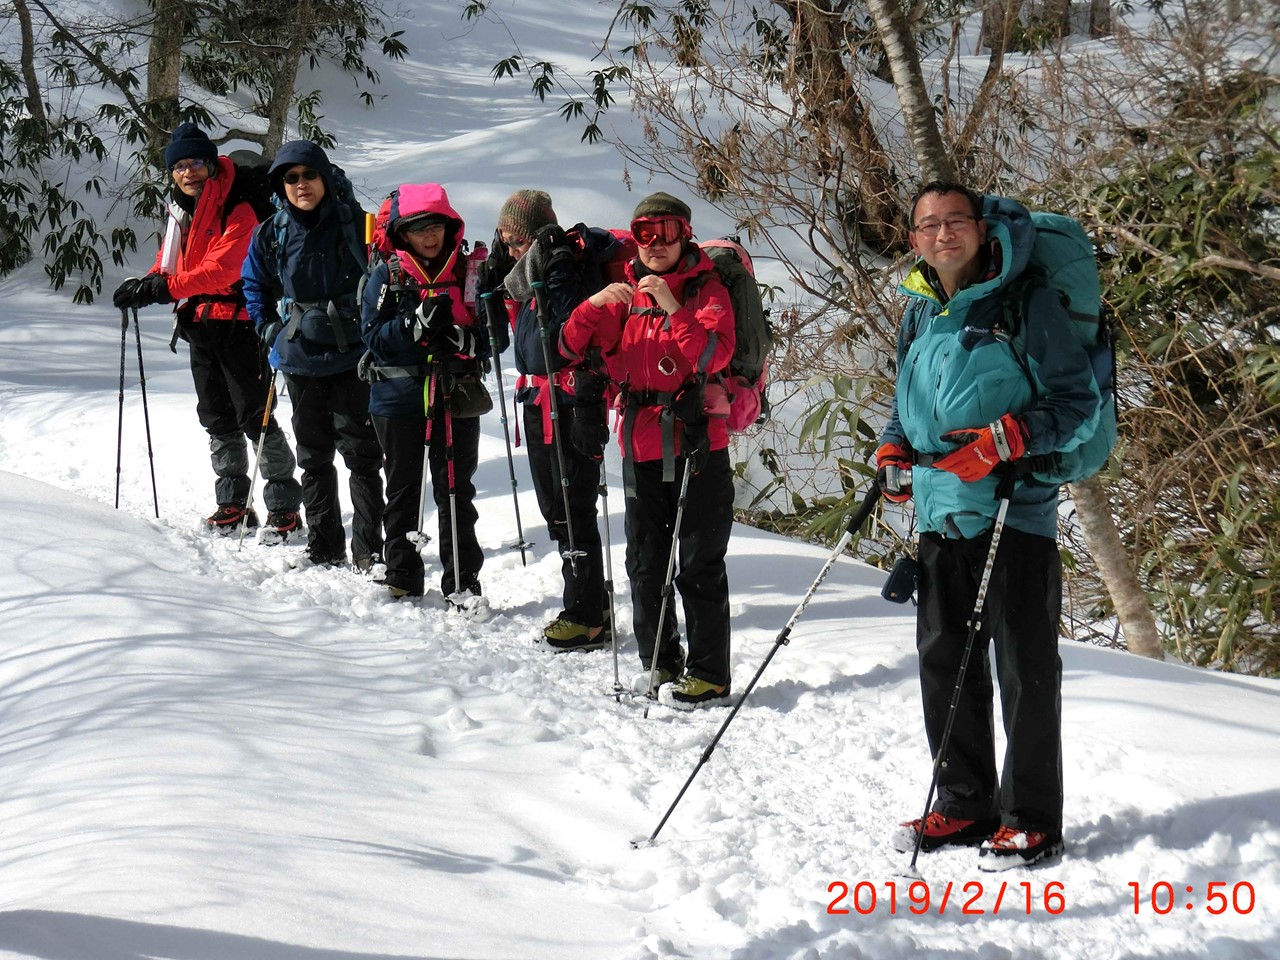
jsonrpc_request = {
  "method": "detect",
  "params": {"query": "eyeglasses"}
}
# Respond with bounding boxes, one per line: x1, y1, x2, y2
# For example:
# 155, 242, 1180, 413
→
404, 220, 446, 236
282, 168, 321, 186
912, 215, 978, 238
631, 217, 690, 248
171, 159, 210, 175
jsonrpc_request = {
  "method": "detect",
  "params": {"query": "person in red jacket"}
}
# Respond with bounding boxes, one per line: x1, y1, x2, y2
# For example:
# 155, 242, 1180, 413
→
560, 192, 736, 708
113, 124, 302, 539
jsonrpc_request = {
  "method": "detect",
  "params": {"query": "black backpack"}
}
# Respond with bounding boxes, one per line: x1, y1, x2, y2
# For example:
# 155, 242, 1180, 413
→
223, 161, 277, 230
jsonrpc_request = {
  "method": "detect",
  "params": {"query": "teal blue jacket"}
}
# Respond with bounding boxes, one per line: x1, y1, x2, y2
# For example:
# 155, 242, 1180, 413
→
881, 195, 1100, 540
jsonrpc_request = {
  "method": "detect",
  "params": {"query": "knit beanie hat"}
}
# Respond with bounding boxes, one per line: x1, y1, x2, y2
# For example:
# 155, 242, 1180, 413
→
164, 123, 219, 171
631, 191, 692, 222
497, 190, 557, 239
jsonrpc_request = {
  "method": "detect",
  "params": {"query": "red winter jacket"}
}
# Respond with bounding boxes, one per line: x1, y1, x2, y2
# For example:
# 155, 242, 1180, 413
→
560, 244, 735, 463
150, 156, 257, 322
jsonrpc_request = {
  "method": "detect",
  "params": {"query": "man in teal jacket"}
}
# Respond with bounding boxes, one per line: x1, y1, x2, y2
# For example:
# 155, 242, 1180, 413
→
879, 181, 1099, 870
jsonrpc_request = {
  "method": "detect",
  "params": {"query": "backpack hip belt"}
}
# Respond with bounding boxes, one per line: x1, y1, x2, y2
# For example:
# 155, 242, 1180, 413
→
283, 298, 358, 352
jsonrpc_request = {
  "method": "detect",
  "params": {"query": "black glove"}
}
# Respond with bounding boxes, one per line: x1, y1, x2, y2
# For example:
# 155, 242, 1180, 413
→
427, 323, 476, 358
481, 232, 515, 289
480, 290, 510, 335
130, 273, 174, 307
682, 419, 710, 474
259, 319, 283, 348
573, 368, 608, 406
411, 294, 453, 342
670, 380, 707, 426
570, 403, 610, 462
112, 277, 143, 309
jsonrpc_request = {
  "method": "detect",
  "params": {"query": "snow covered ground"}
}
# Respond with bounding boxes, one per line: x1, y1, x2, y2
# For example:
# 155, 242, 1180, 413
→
2, 3, 1279, 958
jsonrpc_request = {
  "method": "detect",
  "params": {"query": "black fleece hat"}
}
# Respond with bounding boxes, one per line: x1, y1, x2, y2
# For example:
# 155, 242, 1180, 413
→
164, 123, 218, 171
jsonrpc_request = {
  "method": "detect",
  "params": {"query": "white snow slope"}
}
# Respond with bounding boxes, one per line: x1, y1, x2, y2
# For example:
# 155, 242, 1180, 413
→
1, 3, 1277, 958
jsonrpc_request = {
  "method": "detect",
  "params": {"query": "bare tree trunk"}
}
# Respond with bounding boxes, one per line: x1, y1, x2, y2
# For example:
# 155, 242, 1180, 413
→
1053, 0, 1074, 39
1089, 0, 1113, 38
775, 0, 905, 253
14, 0, 46, 126
1070, 475, 1163, 659
260, 0, 312, 157
865, 0, 955, 184
980, 0, 1009, 51
146, 0, 185, 163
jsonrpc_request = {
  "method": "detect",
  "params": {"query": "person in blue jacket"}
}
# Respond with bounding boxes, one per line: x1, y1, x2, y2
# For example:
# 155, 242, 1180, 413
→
241, 141, 385, 569
879, 181, 1099, 871
359, 183, 494, 601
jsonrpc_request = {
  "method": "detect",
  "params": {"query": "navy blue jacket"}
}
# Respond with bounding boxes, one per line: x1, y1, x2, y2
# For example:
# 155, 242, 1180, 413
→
242, 140, 367, 376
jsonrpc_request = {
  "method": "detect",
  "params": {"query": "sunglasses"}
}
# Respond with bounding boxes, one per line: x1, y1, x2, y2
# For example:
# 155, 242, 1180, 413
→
282, 168, 321, 186
631, 217, 690, 248
170, 158, 210, 175
501, 234, 530, 250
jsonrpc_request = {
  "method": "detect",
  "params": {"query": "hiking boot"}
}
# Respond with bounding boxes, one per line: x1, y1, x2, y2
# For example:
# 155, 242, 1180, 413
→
259, 510, 302, 545
977, 826, 1064, 872
305, 545, 346, 567
890, 812, 999, 854
630, 663, 681, 696
387, 584, 420, 600
443, 574, 482, 598
354, 552, 386, 578
206, 503, 257, 535
543, 618, 608, 653
659, 673, 732, 710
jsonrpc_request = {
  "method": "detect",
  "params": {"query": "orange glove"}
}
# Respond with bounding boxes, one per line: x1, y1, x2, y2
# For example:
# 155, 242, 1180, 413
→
875, 442, 914, 503
934, 414, 1028, 482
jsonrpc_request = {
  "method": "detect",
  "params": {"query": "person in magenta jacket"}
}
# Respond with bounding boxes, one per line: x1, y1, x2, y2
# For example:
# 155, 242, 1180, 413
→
559, 192, 736, 708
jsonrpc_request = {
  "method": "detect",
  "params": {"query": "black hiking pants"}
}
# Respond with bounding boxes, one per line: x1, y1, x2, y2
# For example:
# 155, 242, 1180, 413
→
372, 413, 429, 596
283, 369, 384, 565
185, 318, 300, 512
916, 526, 1064, 835
624, 450, 733, 687
523, 404, 605, 628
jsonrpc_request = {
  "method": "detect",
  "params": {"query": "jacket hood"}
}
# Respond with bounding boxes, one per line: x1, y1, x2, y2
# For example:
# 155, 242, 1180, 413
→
268, 140, 335, 202
387, 183, 465, 250
900, 193, 1036, 305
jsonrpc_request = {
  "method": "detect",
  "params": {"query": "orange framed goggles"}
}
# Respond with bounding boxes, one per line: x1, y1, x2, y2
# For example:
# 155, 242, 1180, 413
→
630, 217, 691, 248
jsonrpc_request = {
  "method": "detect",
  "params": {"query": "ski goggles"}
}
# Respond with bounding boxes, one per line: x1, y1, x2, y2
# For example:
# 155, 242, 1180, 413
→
282, 168, 321, 186
630, 217, 691, 248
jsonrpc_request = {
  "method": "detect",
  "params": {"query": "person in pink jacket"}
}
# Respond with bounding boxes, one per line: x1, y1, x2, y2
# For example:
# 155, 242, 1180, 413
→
560, 192, 736, 708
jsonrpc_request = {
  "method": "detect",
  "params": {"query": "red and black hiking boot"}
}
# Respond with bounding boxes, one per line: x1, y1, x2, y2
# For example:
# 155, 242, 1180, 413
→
205, 503, 257, 535
978, 826, 1064, 871
890, 812, 999, 853
259, 510, 302, 545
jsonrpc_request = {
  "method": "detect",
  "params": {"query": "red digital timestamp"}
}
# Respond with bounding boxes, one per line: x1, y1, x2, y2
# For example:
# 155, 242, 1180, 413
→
1128, 881, 1256, 915
826, 879, 1066, 916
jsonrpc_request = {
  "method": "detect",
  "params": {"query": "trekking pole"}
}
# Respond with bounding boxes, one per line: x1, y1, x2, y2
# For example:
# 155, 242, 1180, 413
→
132, 307, 160, 518
530, 279, 582, 576
114, 308, 129, 509
480, 290, 531, 565
442, 392, 463, 602
237, 367, 280, 551
641, 455, 694, 719
901, 470, 1015, 881
415, 370, 436, 544
600, 467, 623, 698
631, 484, 882, 848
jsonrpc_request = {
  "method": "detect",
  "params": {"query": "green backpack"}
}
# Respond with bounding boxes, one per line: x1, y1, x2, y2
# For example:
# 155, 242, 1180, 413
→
1001, 209, 1118, 485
